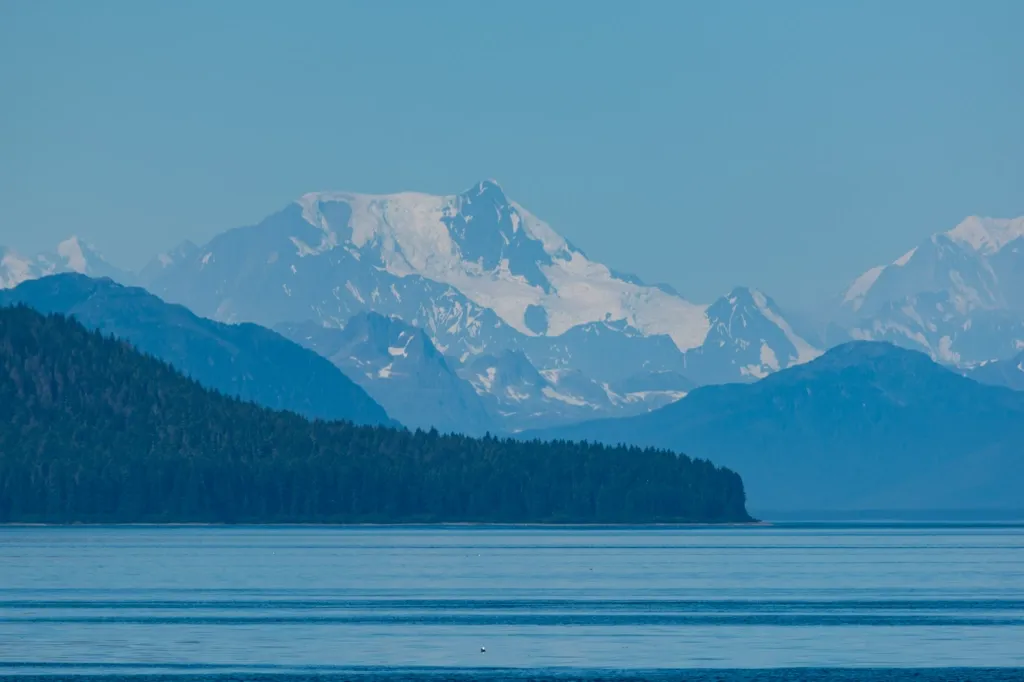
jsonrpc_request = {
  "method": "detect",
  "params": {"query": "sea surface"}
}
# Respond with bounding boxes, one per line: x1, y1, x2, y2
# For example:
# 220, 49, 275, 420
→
0, 524, 1022, 680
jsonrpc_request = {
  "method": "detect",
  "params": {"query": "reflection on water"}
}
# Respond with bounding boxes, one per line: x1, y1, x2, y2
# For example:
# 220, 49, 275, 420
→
0, 524, 1022, 674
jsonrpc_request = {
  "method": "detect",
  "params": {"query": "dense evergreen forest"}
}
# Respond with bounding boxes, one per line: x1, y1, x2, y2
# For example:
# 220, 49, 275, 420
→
0, 306, 751, 524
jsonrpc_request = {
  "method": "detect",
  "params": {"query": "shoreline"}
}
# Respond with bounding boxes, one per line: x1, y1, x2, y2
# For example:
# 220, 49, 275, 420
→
5, 519, 1024, 529
0, 520, 770, 528
1, 668, 1023, 680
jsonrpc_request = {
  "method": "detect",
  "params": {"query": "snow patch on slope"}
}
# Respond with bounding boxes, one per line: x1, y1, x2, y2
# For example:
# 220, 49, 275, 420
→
843, 266, 884, 309
507, 200, 570, 257
541, 386, 592, 408
759, 341, 780, 371
388, 333, 413, 357
893, 247, 917, 267
751, 289, 822, 363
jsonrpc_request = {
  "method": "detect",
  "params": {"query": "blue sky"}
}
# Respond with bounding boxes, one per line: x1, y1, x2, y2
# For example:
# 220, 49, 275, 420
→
1, 0, 1021, 307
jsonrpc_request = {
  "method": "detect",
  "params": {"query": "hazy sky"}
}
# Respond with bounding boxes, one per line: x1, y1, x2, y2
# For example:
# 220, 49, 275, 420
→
1, 0, 1021, 307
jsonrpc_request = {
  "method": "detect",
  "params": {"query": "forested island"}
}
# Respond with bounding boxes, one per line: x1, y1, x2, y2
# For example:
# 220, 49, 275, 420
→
0, 306, 752, 524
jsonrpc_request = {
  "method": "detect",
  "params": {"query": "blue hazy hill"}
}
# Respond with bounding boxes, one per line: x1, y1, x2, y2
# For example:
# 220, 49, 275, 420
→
528, 341, 1024, 515
0, 274, 393, 426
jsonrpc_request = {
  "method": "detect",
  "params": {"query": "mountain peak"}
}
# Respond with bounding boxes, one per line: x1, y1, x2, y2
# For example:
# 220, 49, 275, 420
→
723, 286, 757, 304
795, 340, 939, 375
945, 215, 1024, 255
56, 236, 90, 273
464, 178, 509, 206
0, 246, 38, 289
474, 178, 504, 192
718, 287, 782, 318
55, 236, 116, 276
687, 285, 820, 384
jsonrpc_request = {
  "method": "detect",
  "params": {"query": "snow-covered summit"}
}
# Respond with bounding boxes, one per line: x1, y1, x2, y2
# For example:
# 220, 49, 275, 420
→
288, 180, 709, 349
55, 236, 104, 274
946, 216, 1024, 255
834, 213, 1024, 366
681, 286, 821, 384
841, 215, 1024, 315
1, 237, 130, 290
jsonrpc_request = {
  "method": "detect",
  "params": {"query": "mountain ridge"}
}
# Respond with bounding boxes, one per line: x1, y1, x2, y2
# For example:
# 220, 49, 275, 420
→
526, 340, 1024, 514
0, 273, 394, 427
10, 184, 1019, 392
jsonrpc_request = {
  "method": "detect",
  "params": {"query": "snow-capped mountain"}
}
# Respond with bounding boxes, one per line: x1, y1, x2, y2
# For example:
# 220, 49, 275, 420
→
144, 181, 712, 371
142, 180, 822, 389
4, 182, 822, 408
0, 237, 131, 289
291, 180, 711, 348
835, 216, 1024, 365
277, 313, 493, 435
845, 291, 1024, 366
842, 216, 1024, 315
681, 287, 822, 385
0, 247, 39, 289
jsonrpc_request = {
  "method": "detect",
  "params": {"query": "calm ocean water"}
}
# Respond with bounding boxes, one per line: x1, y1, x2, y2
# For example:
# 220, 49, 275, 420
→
0, 524, 1022, 680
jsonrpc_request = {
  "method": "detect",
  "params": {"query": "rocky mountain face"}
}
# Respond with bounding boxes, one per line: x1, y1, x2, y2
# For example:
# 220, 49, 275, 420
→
277, 313, 693, 434
277, 313, 492, 435
456, 349, 690, 432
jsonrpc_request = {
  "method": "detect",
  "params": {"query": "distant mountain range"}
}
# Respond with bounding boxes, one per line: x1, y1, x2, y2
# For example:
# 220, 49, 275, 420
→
3, 181, 1024, 519
528, 342, 1024, 515
0, 274, 393, 427
278, 313, 695, 434
1, 237, 131, 289
457, 348, 691, 432
3, 181, 1023, 440
1, 181, 821, 392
